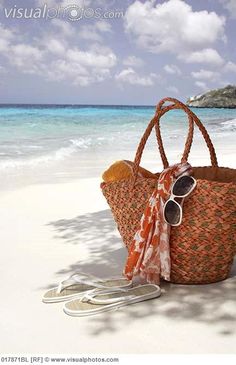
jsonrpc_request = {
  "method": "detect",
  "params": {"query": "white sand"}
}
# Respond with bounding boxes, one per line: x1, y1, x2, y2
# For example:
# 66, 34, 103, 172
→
0, 175, 236, 354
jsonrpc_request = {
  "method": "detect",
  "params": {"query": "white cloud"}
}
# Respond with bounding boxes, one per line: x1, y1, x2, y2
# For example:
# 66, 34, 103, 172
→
124, 0, 225, 64
46, 45, 117, 86
78, 25, 103, 42
0, 65, 5, 73
0, 22, 15, 51
44, 38, 66, 55
123, 55, 144, 67
181, 48, 224, 66
95, 20, 112, 33
0, 38, 9, 52
0, 22, 117, 86
9, 44, 44, 74
67, 46, 116, 69
115, 67, 158, 86
76, 21, 112, 42
191, 69, 220, 81
45, 59, 88, 82
0, 23, 13, 40
166, 85, 179, 94
224, 61, 236, 73
164, 64, 181, 75
220, 0, 236, 18
0, 24, 43, 73
55, 58, 86, 75
51, 19, 75, 38
195, 81, 208, 91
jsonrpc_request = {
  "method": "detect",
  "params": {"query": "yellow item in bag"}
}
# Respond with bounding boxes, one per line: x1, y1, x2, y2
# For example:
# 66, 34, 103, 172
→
102, 160, 156, 182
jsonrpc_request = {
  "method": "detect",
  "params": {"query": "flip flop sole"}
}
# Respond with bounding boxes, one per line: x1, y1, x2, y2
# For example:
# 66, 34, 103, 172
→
42, 279, 132, 303
63, 286, 161, 317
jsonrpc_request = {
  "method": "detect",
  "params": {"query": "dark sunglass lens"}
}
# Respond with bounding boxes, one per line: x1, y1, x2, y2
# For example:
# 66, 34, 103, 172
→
172, 176, 195, 196
164, 200, 181, 225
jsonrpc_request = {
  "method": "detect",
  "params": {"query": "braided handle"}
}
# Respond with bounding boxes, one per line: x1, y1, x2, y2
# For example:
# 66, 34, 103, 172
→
154, 101, 194, 169
133, 97, 218, 182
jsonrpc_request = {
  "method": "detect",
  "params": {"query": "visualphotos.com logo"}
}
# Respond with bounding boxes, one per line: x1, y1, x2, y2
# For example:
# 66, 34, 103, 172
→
3, 3, 124, 21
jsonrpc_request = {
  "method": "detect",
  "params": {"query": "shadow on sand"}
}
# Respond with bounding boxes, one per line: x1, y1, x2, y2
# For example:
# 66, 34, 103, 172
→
47, 209, 236, 337
47, 209, 127, 278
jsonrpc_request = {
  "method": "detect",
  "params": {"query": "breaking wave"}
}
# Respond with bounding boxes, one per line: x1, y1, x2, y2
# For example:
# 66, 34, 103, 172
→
0, 138, 92, 170
220, 118, 236, 131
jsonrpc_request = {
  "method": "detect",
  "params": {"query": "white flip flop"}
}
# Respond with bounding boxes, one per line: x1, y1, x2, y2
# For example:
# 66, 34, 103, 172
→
63, 284, 161, 317
42, 272, 132, 303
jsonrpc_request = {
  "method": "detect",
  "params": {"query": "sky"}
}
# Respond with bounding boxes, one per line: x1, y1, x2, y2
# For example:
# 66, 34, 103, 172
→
0, 0, 235, 105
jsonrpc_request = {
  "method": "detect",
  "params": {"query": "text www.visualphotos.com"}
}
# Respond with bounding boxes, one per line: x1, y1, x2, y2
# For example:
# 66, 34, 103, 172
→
3, 4, 124, 21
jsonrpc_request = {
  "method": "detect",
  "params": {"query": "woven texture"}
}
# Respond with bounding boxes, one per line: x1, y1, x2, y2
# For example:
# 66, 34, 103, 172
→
101, 97, 236, 284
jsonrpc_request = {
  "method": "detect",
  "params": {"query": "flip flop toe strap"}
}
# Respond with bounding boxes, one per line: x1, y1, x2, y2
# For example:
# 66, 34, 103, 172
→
79, 288, 136, 305
56, 272, 113, 294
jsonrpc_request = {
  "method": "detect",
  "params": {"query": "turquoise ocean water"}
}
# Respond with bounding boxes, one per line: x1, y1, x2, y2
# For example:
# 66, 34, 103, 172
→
0, 104, 236, 188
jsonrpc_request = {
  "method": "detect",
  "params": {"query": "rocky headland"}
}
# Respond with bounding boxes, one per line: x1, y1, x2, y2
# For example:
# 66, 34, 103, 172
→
186, 85, 236, 108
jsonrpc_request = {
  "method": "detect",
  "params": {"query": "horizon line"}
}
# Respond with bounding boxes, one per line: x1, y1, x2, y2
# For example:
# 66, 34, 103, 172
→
0, 103, 158, 107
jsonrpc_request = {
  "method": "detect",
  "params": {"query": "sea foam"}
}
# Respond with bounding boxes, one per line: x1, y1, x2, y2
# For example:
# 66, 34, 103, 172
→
0, 138, 92, 170
220, 118, 236, 131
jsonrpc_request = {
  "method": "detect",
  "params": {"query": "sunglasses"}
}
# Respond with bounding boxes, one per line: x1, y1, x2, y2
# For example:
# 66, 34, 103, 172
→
163, 175, 197, 226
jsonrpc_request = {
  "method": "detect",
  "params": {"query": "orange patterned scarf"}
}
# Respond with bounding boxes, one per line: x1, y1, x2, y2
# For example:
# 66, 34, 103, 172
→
124, 162, 192, 284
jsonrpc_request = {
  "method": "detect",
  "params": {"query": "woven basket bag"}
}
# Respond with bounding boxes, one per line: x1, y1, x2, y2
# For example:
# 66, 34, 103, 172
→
101, 98, 236, 284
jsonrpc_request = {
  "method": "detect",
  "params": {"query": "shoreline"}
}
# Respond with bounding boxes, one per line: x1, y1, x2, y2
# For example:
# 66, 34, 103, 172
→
0, 149, 235, 193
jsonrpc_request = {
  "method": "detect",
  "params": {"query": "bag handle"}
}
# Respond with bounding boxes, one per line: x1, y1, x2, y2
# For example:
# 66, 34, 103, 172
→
133, 97, 218, 182
154, 100, 194, 169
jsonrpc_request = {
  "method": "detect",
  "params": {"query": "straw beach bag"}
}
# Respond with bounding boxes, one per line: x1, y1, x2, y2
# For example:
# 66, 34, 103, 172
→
101, 98, 236, 284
